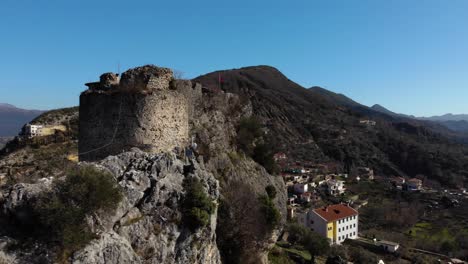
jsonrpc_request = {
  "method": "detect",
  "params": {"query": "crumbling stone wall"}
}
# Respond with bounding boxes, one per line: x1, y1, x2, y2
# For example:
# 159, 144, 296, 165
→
119, 65, 173, 92
79, 65, 201, 161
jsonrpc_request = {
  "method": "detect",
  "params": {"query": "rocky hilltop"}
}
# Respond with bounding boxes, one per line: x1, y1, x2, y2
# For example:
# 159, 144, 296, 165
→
0, 65, 287, 264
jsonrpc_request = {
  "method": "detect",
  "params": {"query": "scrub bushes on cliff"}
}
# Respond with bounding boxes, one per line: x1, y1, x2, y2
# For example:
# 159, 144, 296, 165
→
182, 177, 215, 231
237, 117, 263, 155
34, 166, 122, 252
217, 181, 275, 264
259, 185, 280, 229
237, 117, 278, 174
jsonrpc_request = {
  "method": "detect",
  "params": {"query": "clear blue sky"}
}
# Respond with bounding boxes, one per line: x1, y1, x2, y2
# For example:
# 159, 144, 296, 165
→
1, 0, 467, 116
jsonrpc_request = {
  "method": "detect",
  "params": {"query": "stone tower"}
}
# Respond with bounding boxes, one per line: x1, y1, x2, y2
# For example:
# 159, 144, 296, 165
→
79, 65, 201, 161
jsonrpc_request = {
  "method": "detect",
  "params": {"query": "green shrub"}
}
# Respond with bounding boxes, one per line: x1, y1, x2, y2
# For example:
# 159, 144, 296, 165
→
236, 117, 278, 174
265, 185, 277, 199
268, 246, 295, 264
182, 177, 215, 231
237, 117, 263, 155
348, 246, 378, 264
286, 223, 330, 262
259, 195, 280, 229
253, 143, 279, 174
34, 166, 122, 252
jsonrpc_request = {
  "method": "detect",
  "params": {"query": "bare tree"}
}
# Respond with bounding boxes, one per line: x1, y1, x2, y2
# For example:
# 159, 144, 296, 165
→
217, 181, 269, 264
173, 69, 185, 80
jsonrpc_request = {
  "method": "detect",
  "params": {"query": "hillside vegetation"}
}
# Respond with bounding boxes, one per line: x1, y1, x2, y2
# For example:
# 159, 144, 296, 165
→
195, 66, 468, 188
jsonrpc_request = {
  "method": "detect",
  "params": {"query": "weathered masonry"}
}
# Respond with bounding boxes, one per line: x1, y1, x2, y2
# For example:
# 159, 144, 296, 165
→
79, 65, 202, 161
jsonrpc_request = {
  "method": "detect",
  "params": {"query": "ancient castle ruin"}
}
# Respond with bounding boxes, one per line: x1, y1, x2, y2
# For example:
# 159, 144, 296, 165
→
79, 65, 202, 161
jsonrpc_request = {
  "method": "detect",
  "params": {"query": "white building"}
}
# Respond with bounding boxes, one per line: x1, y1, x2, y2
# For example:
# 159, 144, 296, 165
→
293, 183, 308, 194
325, 180, 345, 196
24, 124, 43, 138
376, 240, 400, 253
302, 204, 359, 245
360, 120, 376, 126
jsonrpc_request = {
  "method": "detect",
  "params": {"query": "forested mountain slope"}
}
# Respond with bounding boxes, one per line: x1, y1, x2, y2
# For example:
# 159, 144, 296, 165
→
195, 66, 468, 187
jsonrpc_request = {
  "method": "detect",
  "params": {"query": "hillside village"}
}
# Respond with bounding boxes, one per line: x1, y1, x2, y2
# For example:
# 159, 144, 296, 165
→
273, 151, 467, 263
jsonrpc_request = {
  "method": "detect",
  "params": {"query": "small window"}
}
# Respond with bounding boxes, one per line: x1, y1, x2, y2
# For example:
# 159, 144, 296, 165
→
338, 228, 341, 232
354, 224, 356, 227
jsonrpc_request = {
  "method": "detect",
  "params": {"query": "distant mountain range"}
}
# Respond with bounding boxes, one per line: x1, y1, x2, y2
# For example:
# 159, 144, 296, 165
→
370, 104, 468, 133
0, 103, 45, 137
419, 113, 468, 122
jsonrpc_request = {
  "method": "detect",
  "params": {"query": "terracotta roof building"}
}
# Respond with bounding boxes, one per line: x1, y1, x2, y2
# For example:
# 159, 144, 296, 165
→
302, 204, 359, 245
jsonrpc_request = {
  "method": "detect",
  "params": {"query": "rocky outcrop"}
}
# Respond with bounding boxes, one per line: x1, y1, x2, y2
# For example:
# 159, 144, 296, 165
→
0, 64, 288, 264
1, 181, 52, 226
188, 80, 287, 264
0, 150, 221, 264
77, 150, 221, 264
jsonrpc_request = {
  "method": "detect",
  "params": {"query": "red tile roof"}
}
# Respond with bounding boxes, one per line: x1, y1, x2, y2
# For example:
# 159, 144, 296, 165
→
408, 178, 422, 184
313, 204, 358, 222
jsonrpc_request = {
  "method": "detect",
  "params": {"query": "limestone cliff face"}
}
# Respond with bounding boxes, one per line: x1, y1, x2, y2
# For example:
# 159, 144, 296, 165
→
0, 64, 287, 264
189, 84, 287, 264
74, 151, 221, 264
0, 150, 221, 264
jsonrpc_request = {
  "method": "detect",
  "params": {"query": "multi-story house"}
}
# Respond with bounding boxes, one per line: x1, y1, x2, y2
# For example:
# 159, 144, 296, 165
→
303, 204, 359, 245
23, 124, 43, 138
325, 180, 345, 196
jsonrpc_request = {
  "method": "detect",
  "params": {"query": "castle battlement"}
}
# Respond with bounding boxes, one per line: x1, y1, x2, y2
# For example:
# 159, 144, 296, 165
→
79, 65, 202, 161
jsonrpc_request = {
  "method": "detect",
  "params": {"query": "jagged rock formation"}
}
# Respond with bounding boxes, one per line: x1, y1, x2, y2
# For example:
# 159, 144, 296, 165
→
0, 150, 222, 264
0, 64, 288, 264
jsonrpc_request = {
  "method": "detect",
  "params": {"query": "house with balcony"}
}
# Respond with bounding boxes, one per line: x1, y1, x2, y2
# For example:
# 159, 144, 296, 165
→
325, 179, 345, 196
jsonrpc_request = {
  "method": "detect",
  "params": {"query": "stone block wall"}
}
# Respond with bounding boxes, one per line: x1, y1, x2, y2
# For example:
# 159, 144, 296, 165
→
79, 90, 190, 161
119, 65, 173, 92
79, 65, 201, 161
